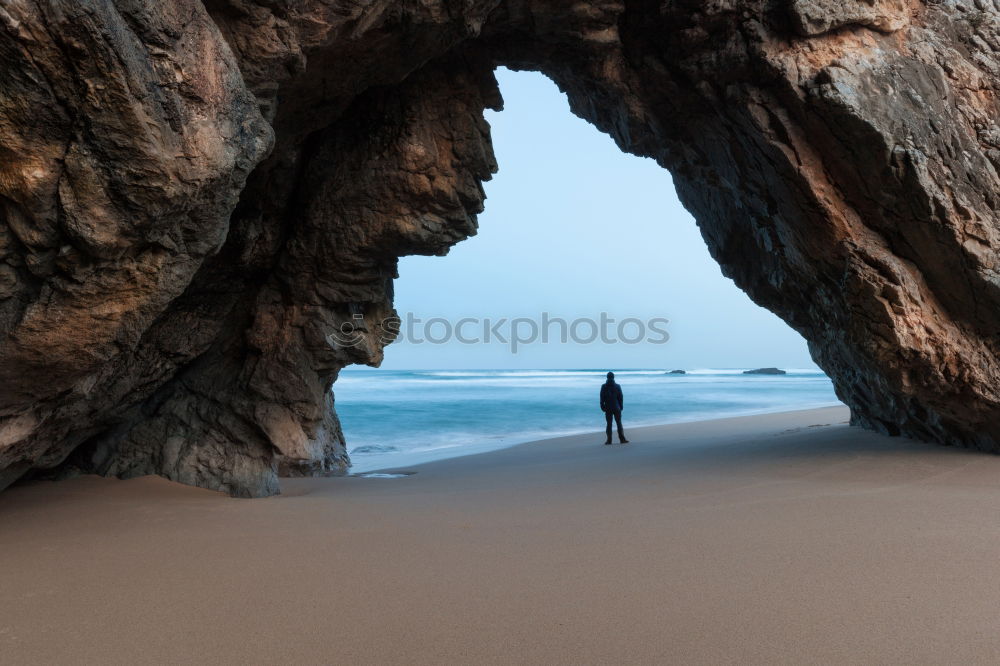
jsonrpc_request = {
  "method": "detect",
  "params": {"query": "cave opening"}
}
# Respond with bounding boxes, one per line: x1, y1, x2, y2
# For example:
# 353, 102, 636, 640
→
2, 2, 994, 498
337, 68, 838, 473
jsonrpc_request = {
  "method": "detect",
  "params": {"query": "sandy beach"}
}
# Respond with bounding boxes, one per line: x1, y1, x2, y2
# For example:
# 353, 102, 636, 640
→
4, 405, 1000, 664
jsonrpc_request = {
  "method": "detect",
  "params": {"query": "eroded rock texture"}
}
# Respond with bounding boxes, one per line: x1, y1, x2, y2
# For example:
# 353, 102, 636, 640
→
1, 0, 998, 495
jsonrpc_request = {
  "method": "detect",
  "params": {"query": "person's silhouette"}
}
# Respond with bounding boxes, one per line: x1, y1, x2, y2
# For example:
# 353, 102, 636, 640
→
599, 371, 629, 445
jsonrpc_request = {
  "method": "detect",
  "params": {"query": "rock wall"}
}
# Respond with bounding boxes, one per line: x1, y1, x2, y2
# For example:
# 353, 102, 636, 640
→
1, 0, 998, 495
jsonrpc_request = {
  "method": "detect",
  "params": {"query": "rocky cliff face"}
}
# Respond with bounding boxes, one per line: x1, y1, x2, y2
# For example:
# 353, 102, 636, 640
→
1, 0, 998, 496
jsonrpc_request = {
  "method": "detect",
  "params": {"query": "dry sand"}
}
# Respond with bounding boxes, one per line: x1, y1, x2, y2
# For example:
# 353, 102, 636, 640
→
3, 406, 1000, 664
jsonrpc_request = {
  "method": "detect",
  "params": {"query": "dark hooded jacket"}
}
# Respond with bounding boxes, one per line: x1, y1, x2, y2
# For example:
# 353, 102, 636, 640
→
600, 380, 623, 413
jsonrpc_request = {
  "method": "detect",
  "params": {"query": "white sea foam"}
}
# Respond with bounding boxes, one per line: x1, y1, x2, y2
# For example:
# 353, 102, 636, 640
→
339, 367, 840, 473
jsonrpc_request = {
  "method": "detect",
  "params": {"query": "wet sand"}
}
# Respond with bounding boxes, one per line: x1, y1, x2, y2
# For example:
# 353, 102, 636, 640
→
3, 406, 1000, 664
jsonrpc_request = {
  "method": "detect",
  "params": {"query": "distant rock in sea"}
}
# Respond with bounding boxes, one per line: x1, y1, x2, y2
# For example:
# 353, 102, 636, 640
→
743, 367, 786, 375
666, 370, 686, 375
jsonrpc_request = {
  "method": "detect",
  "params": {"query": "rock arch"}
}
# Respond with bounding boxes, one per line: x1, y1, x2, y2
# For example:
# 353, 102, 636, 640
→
1, 0, 998, 495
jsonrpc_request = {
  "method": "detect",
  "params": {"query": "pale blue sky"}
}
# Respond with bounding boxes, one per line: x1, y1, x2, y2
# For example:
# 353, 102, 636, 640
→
381, 68, 816, 370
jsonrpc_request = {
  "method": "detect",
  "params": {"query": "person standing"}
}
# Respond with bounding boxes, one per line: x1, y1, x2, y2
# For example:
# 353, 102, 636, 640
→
600, 371, 629, 445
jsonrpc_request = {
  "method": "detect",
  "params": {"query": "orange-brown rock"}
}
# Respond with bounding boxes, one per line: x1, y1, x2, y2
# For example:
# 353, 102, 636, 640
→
1, 0, 998, 495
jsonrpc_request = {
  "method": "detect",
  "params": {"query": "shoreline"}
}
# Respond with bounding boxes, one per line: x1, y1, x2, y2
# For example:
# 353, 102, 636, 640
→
6, 405, 1000, 663
349, 400, 845, 473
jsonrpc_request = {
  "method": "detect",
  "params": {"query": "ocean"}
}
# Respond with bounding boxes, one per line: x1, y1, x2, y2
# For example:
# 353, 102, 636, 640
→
336, 368, 842, 473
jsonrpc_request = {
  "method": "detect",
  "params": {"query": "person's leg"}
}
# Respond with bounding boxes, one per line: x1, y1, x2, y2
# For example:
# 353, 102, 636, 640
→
615, 411, 627, 443
605, 411, 613, 444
